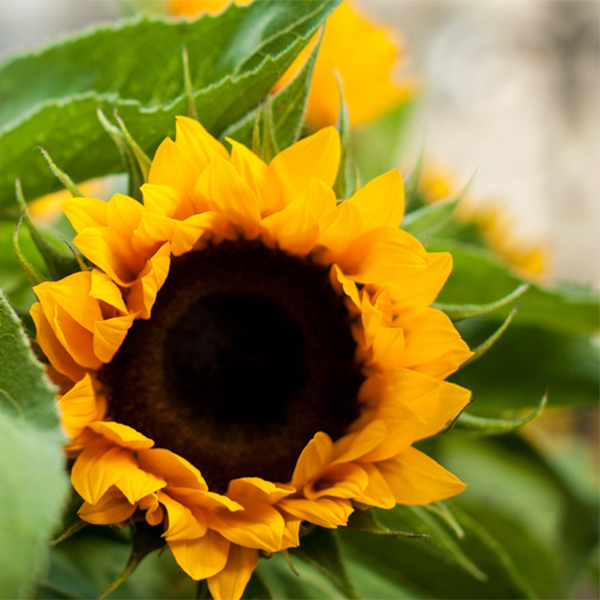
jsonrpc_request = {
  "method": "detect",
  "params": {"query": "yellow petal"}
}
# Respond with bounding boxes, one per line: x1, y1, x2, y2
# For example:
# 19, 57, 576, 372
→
90, 269, 128, 313
317, 200, 363, 254
401, 308, 473, 378
149, 137, 201, 202
378, 369, 471, 440
332, 420, 389, 464
78, 487, 136, 525
141, 183, 182, 217
353, 463, 396, 509
50, 304, 101, 371
278, 497, 353, 528
207, 498, 286, 553
34, 271, 101, 333
87, 421, 155, 450
125, 242, 171, 319
260, 198, 320, 255
291, 431, 333, 489
116, 468, 167, 504
207, 545, 259, 600
282, 519, 301, 549
175, 116, 229, 171
169, 530, 230, 580
330, 265, 361, 311
226, 137, 276, 215
347, 169, 405, 230
138, 448, 208, 490
93, 314, 135, 363
59, 373, 104, 439
195, 155, 261, 237
304, 462, 369, 500
170, 211, 233, 256
71, 439, 139, 505
74, 227, 146, 287
227, 478, 295, 505
159, 491, 207, 541
107, 193, 144, 234
269, 127, 341, 207
30, 303, 84, 382
378, 446, 466, 505
62, 197, 108, 232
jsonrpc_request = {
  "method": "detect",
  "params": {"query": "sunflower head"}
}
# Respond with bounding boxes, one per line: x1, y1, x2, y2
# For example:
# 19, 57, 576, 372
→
31, 117, 472, 599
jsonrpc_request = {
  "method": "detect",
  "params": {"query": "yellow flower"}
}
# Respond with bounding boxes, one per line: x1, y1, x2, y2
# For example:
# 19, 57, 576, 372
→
31, 118, 472, 599
169, 0, 251, 16
28, 179, 107, 226
419, 165, 547, 277
170, 0, 417, 128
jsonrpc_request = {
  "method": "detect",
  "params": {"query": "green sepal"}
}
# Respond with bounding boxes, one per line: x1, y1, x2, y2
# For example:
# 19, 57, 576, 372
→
181, 44, 199, 122
403, 140, 425, 209
113, 111, 152, 183
291, 527, 360, 600
14, 180, 81, 281
39, 147, 82, 197
333, 69, 357, 200
347, 507, 427, 539
98, 521, 166, 599
449, 395, 547, 436
462, 300, 521, 367
402, 197, 459, 241
13, 215, 45, 287
435, 283, 530, 321
96, 109, 144, 202
258, 96, 279, 164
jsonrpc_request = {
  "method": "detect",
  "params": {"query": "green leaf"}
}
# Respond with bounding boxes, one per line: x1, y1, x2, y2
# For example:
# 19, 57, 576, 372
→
435, 283, 529, 321
340, 503, 536, 600
438, 434, 599, 598
0, 2, 340, 208
0, 290, 69, 599
37, 526, 195, 599
223, 25, 323, 153
242, 570, 274, 600
352, 100, 418, 183
291, 528, 359, 599
432, 240, 600, 334
257, 553, 344, 600
402, 140, 425, 209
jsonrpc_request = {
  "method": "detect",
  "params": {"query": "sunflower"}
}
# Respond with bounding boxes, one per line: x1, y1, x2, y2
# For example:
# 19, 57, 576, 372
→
419, 165, 547, 277
170, 0, 417, 128
31, 117, 472, 599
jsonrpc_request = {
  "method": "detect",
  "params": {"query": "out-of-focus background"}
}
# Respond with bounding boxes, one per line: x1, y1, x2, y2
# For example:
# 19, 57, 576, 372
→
0, 0, 598, 288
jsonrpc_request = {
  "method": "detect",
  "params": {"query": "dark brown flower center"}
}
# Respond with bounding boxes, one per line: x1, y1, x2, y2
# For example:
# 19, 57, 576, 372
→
99, 240, 363, 492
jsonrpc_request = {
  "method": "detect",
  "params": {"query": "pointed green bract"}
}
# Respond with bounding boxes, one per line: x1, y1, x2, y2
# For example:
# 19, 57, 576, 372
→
450, 395, 546, 436
435, 283, 530, 322
14, 180, 81, 281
